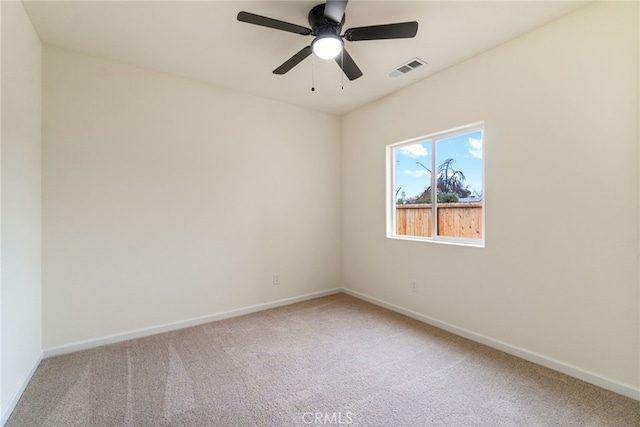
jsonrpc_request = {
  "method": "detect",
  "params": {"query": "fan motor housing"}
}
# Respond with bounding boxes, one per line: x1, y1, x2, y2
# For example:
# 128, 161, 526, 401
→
309, 4, 345, 34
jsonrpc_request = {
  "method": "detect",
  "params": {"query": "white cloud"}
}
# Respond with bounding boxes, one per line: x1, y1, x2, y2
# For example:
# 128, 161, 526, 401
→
399, 144, 428, 158
404, 169, 430, 178
468, 138, 482, 159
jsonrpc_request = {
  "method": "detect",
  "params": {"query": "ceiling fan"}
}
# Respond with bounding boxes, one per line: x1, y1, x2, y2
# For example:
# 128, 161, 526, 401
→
237, 0, 418, 81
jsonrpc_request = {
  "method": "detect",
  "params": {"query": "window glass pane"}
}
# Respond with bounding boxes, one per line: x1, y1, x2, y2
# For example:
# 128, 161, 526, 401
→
393, 140, 433, 237
435, 130, 483, 239
388, 123, 483, 246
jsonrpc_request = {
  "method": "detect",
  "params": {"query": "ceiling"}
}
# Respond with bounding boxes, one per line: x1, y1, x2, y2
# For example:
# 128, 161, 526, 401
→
23, 1, 588, 115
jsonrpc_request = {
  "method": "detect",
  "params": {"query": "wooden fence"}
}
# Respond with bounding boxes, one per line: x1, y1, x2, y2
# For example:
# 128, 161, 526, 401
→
396, 203, 482, 239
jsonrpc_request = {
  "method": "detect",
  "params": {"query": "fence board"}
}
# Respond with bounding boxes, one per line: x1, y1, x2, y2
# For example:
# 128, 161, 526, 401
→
396, 203, 482, 239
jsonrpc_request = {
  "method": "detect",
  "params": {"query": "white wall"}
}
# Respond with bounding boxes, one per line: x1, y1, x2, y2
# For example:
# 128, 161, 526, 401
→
42, 46, 341, 349
0, 0, 43, 421
342, 1, 639, 394
5, 1, 637, 417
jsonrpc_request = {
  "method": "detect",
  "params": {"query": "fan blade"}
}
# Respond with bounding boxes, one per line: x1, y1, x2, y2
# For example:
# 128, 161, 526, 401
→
334, 48, 363, 81
344, 21, 418, 41
273, 46, 313, 75
237, 11, 312, 35
324, 0, 348, 24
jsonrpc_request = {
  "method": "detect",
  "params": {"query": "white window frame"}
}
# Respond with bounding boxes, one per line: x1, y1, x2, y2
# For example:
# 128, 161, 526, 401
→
386, 122, 485, 247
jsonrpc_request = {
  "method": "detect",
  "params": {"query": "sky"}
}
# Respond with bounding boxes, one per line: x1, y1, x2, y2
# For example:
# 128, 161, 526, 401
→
394, 130, 483, 201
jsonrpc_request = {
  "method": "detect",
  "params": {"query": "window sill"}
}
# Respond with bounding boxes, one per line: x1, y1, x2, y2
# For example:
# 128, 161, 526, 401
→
387, 235, 485, 248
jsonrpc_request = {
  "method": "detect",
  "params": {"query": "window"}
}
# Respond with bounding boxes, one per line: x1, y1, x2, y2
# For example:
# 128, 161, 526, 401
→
387, 123, 484, 246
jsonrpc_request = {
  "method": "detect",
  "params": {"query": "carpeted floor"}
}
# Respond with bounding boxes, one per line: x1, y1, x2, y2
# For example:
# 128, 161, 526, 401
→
6, 293, 640, 426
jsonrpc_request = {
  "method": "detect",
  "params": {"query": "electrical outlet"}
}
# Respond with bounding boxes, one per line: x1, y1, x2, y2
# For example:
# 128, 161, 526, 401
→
273, 274, 280, 285
411, 279, 419, 292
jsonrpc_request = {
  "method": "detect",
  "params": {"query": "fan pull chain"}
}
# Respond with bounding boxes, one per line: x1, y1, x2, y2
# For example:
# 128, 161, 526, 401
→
311, 54, 315, 92
341, 49, 344, 90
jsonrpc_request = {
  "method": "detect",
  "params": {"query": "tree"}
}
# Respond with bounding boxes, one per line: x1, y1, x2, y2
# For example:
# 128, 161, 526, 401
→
410, 158, 471, 204
436, 158, 470, 197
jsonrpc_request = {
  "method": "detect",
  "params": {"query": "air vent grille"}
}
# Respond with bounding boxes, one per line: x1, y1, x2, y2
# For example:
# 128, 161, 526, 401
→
388, 57, 427, 78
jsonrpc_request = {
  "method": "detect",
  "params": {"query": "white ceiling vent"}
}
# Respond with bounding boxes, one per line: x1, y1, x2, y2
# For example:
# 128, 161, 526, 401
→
388, 58, 427, 78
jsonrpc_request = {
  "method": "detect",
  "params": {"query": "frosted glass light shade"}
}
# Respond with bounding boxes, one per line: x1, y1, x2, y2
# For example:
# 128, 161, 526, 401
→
312, 36, 343, 60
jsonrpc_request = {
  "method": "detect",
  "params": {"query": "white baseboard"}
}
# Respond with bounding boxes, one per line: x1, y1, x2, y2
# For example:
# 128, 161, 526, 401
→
342, 288, 640, 401
43, 288, 342, 358
1, 352, 43, 426
38, 286, 640, 402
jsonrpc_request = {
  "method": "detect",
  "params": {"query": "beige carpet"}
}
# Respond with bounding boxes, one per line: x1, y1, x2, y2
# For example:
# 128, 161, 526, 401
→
6, 293, 639, 426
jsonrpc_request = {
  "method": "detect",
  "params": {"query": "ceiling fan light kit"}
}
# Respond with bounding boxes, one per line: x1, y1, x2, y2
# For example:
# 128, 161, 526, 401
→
312, 35, 343, 60
237, 0, 418, 83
